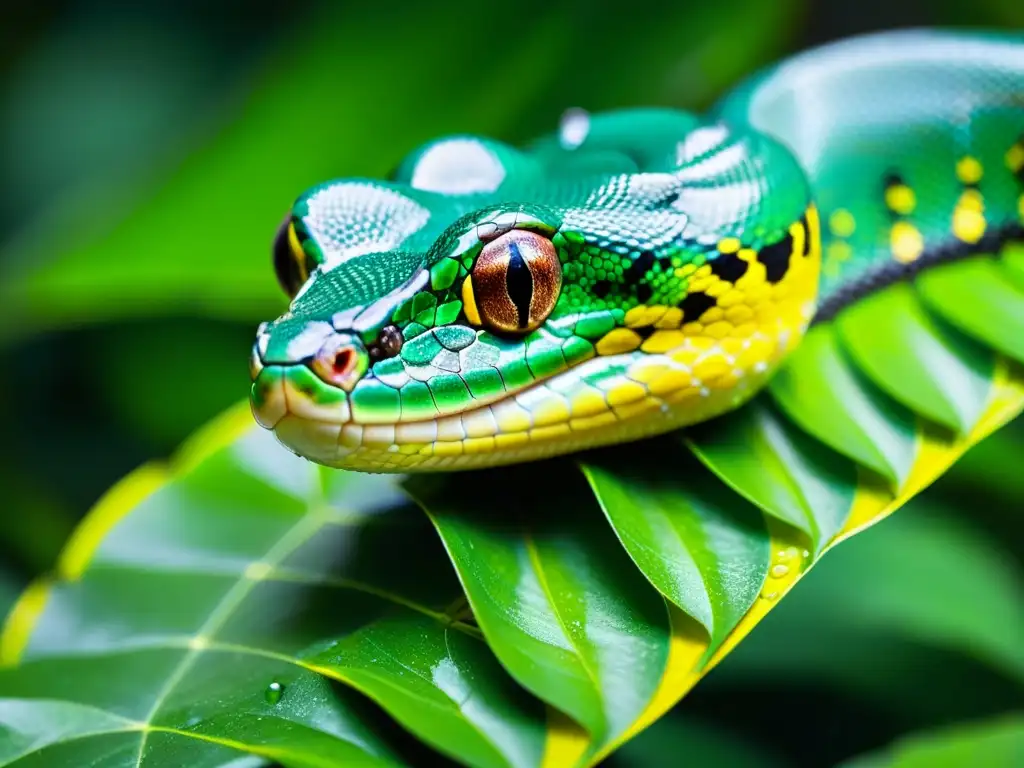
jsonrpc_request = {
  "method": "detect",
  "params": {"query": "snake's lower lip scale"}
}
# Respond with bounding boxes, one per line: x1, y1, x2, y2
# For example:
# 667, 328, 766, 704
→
250, 356, 563, 436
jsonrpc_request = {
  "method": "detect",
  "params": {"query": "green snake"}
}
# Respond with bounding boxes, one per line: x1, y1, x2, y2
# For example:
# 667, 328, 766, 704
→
249, 28, 1024, 473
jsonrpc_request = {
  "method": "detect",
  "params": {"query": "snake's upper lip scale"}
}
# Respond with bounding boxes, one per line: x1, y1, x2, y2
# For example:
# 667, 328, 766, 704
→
251, 332, 317, 376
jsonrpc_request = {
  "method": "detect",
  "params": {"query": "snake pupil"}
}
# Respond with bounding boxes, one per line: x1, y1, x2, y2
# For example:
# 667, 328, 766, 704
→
504, 241, 534, 329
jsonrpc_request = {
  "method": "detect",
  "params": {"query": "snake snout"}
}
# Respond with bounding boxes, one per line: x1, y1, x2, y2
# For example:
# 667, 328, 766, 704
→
249, 320, 358, 436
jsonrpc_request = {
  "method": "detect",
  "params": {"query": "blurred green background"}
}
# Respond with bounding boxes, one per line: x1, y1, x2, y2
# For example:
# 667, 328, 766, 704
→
0, 1, 1021, 765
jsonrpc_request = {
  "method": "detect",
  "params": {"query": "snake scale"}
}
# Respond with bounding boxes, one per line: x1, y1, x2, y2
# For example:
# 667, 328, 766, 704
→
249, 29, 1024, 473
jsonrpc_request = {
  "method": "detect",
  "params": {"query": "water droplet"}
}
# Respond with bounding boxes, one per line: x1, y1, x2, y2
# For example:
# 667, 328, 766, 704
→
760, 589, 779, 601
776, 546, 801, 563
264, 681, 285, 705
770, 564, 790, 579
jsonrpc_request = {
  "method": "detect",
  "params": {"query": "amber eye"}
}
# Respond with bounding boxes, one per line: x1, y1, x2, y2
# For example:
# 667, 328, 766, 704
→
273, 214, 308, 298
464, 230, 562, 333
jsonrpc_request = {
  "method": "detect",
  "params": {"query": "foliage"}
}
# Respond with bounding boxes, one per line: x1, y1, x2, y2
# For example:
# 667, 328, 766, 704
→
1, 248, 1021, 764
1, 1, 1022, 767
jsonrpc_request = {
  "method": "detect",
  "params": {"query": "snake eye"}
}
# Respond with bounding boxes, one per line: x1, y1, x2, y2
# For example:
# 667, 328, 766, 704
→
464, 230, 562, 333
273, 214, 308, 298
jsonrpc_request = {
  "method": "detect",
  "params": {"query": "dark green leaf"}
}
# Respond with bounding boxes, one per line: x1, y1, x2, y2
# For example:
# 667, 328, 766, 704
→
718, 498, 1024, 691
0, 413, 548, 768
407, 465, 670, 754
603, 712, 788, 768
0, 0, 567, 339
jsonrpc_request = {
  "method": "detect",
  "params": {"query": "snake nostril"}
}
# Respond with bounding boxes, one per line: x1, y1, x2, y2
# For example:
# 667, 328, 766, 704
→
312, 336, 362, 390
332, 348, 355, 377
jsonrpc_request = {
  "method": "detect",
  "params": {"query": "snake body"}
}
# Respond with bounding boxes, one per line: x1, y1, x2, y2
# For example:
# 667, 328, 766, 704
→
250, 29, 1024, 473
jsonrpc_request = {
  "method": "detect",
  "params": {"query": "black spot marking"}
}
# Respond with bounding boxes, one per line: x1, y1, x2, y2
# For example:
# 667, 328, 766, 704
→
636, 283, 653, 304
626, 251, 657, 283
679, 291, 716, 322
799, 213, 814, 256
592, 279, 612, 298
709, 251, 749, 282
883, 171, 906, 190
658, 256, 674, 271
758, 233, 793, 284
505, 241, 534, 329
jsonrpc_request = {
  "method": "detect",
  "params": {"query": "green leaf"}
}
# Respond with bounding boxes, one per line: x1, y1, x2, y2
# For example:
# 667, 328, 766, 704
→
683, 400, 857, 554
1000, 242, 1024, 292
836, 284, 995, 432
0, 407, 548, 768
3, 347, 1022, 766
580, 442, 770, 649
917, 256, 1024, 363
5, 261, 1024, 765
767, 326, 917, 484
406, 466, 671, 756
838, 714, 1024, 768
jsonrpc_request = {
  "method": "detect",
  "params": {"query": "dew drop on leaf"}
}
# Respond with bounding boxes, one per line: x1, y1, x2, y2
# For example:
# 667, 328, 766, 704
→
264, 681, 285, 705
770, 564, 790, 578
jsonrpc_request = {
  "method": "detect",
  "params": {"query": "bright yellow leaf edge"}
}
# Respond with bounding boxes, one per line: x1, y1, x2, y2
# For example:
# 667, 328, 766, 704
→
2, 357, 1022, 768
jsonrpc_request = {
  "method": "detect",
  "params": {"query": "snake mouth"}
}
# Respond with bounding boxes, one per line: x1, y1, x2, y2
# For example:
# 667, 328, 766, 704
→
250, 334, 782, 472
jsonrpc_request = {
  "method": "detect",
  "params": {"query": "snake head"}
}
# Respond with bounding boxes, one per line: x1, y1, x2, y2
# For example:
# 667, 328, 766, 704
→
251, 109, 821, 472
